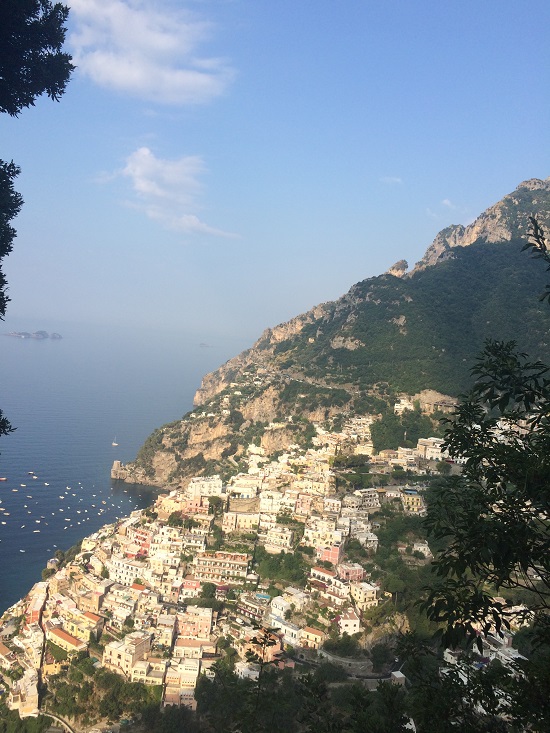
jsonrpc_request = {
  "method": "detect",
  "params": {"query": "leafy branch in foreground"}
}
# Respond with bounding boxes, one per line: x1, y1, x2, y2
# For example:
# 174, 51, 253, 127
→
422, 339, 550, 651
422, 217, 550, 654
0, 1, 74, 442
522, 216, 550, 305
0, 160, 23, 319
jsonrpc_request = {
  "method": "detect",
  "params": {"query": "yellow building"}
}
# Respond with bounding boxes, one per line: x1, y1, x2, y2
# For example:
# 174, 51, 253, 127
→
48, 628, 87, 655
300, 627, 326, 650
350, 581, 379, 612
400, 489, 426, 515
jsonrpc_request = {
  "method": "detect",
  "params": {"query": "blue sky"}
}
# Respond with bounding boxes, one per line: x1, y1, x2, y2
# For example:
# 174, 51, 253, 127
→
1, 0, 549, 343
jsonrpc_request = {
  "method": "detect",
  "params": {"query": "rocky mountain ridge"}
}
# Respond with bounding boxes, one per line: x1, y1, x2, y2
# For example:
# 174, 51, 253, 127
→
194, 178, 550, 405
115, 178, 550, 488
410, 177, 550, 273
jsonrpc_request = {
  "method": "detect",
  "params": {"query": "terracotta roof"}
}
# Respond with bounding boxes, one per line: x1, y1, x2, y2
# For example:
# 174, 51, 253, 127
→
0, 641, 13, 657
312, 566, 336, 577
50, 628, 85, 648
83, 612, 101, 622
175, 638, 205, 647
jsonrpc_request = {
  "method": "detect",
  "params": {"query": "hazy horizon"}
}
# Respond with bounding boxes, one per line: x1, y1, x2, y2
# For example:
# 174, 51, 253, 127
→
0, 1, 548, 343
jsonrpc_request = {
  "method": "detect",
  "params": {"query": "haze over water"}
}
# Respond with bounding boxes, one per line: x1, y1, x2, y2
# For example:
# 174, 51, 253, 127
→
0, 319, 247, 612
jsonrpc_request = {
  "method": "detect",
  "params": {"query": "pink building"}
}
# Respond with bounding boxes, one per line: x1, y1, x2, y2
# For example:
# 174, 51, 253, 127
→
316, 543, 344, 566
337, 562, 365, 582
126, 526, 153, 556
179, 579, 201, 600
25, 596, 45, 626
177, 608, 213, 639
182, 498, 206, 514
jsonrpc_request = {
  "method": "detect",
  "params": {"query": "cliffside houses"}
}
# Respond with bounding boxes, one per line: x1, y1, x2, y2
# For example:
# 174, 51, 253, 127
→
0, 423, 451, 719
103, 630, 152, 677
7, 669, 39, 718
193, 551, 252, 585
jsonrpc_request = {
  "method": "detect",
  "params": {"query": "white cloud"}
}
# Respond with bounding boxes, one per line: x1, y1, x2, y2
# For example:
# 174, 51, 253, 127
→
380, 176, 403, 185
441, 198, 457, 209
118, 147, 237, 237
69, 0, 234, 105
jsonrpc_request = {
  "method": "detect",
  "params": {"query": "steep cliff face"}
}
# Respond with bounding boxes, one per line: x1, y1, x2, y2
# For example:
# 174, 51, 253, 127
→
411, 178, 550, 273
117, 177, 550, 488
193, 303, 332, 406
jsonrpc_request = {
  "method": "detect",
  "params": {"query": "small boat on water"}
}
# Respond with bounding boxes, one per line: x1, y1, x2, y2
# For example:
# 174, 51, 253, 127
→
0, 478, 7, 482
112, 436, 119, 446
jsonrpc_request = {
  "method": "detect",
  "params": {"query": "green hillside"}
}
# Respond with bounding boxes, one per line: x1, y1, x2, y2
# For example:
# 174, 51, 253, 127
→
121, 179, 550, 486
270, 240, 550, 395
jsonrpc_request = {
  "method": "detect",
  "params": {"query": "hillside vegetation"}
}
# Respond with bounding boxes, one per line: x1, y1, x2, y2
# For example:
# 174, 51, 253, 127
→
117, 178, 550, 487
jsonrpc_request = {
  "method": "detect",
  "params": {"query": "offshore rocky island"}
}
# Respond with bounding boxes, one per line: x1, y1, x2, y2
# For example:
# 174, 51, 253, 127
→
1, 178, 550, 732
5, 331, 62, 339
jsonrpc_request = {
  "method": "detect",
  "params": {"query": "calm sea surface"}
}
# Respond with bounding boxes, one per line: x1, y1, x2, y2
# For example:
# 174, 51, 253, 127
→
0, 320, 246, 613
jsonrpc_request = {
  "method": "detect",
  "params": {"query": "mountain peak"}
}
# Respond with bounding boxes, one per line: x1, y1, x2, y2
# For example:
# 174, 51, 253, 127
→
411, 177, 550, 274
122, 176, 550, 487
386, 259, 409, 278
515, 177, 550, 191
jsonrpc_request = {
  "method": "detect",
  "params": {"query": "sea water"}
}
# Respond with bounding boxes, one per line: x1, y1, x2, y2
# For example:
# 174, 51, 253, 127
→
0, 320, 246, 612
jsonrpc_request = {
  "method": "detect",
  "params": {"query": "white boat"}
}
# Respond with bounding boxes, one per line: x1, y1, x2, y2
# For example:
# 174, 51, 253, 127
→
112, 436, 119, 446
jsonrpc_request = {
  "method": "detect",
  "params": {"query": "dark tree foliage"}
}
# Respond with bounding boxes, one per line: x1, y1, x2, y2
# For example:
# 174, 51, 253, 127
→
196, 660, 410, 733
423, 341, 550, 650
0, 705, 53, 733
371, 407, 438, 452
398, 631, 550, 732
0, 162, 22, 435
323, 632, 361, 658
523, 216, 550, 306
417, 219, 550, 730
0, 161, 23, 312
406, 656, 512, 733
0, 409, 15, 439
0, 0, 73, 441
0, 0, 74, 116
423, 220, 550, 651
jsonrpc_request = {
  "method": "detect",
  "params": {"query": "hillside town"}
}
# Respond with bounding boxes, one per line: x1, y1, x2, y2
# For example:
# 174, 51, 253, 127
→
0, 411, 529, 729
